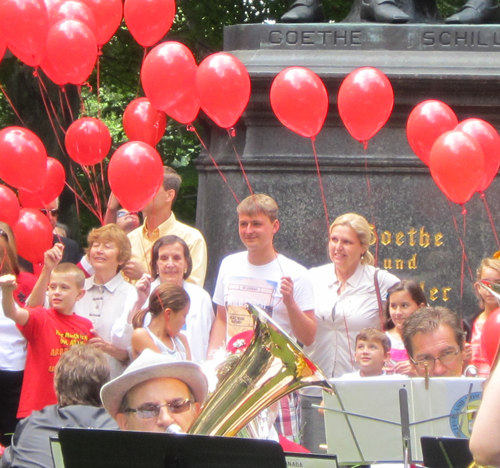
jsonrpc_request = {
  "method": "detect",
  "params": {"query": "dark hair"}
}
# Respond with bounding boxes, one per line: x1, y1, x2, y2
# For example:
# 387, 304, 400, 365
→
384, 280, 427, 329
132, 282, 190, 329
55, 345, 110, 407
150, 235, 192, 281
402, 306, 464, 358
356, 327, 390, 354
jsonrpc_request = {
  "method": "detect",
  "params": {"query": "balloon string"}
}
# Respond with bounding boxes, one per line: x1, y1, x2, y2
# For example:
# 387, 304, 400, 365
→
67, 163, 104, 223
363, 144, 379, 266
36, 76, 68, 157
63, 88, 75, 122
187, 125, 239, 204
96, 53, 101, 120
0, 83, 25, 126
480, 191, 500, 249
310, 137, 330, 233
227, 128, 254, 197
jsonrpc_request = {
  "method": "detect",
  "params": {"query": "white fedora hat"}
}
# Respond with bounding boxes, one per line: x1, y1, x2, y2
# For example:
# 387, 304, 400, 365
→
101, 349, 208, 419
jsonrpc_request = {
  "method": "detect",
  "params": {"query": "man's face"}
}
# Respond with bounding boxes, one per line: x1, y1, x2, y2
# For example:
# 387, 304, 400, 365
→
410, 324, 464, 377
238, 213, 279, 253
355, 339, 388, 377
116, 209, 140, 234
116, 377, 201, 433
42, 199, 59, 229
48, 272, 84, 313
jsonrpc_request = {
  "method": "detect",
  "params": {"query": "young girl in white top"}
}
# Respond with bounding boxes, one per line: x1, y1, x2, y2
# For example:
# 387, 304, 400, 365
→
132, 282, 191, 361
385, 280, 426, 376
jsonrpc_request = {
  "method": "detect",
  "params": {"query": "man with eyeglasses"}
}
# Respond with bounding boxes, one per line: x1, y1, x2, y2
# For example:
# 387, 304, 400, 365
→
402, 306, 466, 377
100, 349, 208, 433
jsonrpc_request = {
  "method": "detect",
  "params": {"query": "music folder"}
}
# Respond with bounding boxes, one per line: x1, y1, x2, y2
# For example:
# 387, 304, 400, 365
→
322, 376, 484, 464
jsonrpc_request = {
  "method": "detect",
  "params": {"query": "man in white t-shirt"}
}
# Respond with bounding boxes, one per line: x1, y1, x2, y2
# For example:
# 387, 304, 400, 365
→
208, 194, 316, 442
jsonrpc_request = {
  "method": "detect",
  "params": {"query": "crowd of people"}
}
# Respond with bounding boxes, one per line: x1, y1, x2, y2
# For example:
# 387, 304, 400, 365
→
0, 164, 498, 466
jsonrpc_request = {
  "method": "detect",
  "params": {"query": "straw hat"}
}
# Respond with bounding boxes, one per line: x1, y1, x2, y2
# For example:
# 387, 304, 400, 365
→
101, 349, 208, 419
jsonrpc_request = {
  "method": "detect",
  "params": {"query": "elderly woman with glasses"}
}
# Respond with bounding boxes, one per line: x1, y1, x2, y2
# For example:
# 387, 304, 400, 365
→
0, 222, 38, 446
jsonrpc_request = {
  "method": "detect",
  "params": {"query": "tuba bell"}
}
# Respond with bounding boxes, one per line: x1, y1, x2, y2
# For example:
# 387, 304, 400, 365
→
188, 303, 334, 437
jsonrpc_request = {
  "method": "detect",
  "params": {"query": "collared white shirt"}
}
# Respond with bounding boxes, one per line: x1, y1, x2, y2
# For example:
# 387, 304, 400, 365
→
304, 263, 399, 391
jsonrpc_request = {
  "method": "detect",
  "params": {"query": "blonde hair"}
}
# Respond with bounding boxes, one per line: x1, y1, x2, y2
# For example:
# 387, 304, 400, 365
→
86, 224, 131, 270
237, 194, 279, 222
52, 263, 85, 290
330, 213, 374, 266
0, 222, 19, 276
477, 257, 500, 279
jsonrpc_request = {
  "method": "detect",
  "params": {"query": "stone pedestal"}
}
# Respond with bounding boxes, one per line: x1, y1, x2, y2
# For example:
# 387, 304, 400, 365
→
195, 23, 500, 318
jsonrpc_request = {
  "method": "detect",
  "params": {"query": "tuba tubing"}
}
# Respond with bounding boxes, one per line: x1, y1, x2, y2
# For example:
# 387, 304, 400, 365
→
188, 303, 334, 437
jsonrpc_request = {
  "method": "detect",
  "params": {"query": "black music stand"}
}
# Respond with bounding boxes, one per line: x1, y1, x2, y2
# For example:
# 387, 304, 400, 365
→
421, 436, 473, 468
58, 428, 287, 468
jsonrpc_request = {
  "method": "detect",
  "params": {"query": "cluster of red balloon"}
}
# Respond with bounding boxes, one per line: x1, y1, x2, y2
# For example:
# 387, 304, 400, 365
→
0, 0, 122, 85
0, 127, 62, 263
407, 100, 500, 205
141, 43, 251, 129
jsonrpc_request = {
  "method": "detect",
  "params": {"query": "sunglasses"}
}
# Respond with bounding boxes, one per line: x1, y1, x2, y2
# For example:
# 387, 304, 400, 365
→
40, 209, 59, 217
124, 398, 193, 419
117, 210, 138, 218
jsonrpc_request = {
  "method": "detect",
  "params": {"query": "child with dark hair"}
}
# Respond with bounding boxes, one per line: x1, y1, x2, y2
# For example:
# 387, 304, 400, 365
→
384, 280, 426, 376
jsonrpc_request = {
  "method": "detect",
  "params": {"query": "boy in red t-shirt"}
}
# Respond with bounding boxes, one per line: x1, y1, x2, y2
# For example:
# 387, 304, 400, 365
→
0, 243, 93, 418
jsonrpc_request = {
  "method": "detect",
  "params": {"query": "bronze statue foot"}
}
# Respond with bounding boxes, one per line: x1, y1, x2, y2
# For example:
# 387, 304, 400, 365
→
360, 0, 410, 23
446, 0, 500, 23
280, 0, 325, 23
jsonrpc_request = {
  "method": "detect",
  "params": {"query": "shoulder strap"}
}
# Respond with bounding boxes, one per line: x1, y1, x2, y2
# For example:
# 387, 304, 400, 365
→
374, 268, 385, 331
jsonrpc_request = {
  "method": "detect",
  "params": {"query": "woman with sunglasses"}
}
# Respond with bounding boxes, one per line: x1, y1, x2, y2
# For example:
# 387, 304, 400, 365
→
0, 222, 37, 446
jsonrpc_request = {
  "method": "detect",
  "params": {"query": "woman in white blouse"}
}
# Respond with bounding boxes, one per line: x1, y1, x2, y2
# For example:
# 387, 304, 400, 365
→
301, 213, 399, 452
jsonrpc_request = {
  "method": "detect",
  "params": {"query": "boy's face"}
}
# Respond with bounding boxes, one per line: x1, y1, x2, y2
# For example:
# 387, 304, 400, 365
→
89, 239, 122, 273
238, 212, 279, 253
355, 339, 388, 377
48, 273, 85, 314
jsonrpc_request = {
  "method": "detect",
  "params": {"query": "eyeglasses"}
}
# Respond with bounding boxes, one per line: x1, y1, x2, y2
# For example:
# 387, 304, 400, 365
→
410, 348, 460, 370
0, 228, 9, 242
117, 210, 138, 218
124, 398, 193, 419
40, 209, 59, 217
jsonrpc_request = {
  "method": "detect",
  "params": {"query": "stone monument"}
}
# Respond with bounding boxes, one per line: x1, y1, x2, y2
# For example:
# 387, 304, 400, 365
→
195, 20, 500, 319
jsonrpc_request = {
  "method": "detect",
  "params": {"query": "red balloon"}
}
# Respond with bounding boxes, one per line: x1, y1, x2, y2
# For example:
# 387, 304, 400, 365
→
0, 185, 20, 227
13, 208, 54, 263
108, 141, 164, 212
429, 130, 484, 205
124, 0, 175, 47
165, 91, 200, 124
455, 118, 500, 193
123, 98, 167, 146
141, 41, 197, 113
40, 56, 69, 86
0, 33, 6, 63
78, 0, 121, 46
407, 100, 458, 167
18, 157, 66, 208
0, 127, 47, 192
48, 0, 97, 37
481, 308, 500, 366
197, 52, 251, 129
270, 67, 328, 138
0, 0, 49, 66
338, 67, 393, 143
46, 19, 97, 85
65, 117, 112, 165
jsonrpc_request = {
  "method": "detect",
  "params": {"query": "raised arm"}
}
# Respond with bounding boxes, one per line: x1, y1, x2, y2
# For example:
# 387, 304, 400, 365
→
26, 243, 64, 308
0, 274, 29, 326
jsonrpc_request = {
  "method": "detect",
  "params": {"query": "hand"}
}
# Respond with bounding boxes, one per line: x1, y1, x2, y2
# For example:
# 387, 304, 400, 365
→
463, 342, 473, 367
280, 276, 295, 307
392, 360, 417, 376
89, 329, 128, 363
135, 274, 152, 304
44, 243, 64, 270
122, 259, 147, 281
0, 274, 17, 291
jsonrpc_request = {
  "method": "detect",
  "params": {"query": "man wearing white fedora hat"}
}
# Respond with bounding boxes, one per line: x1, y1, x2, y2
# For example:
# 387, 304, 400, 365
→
101, 349, 208, 434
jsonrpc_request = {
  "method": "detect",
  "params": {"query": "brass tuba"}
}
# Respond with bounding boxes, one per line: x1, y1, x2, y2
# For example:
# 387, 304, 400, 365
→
188, 303, 334, 437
